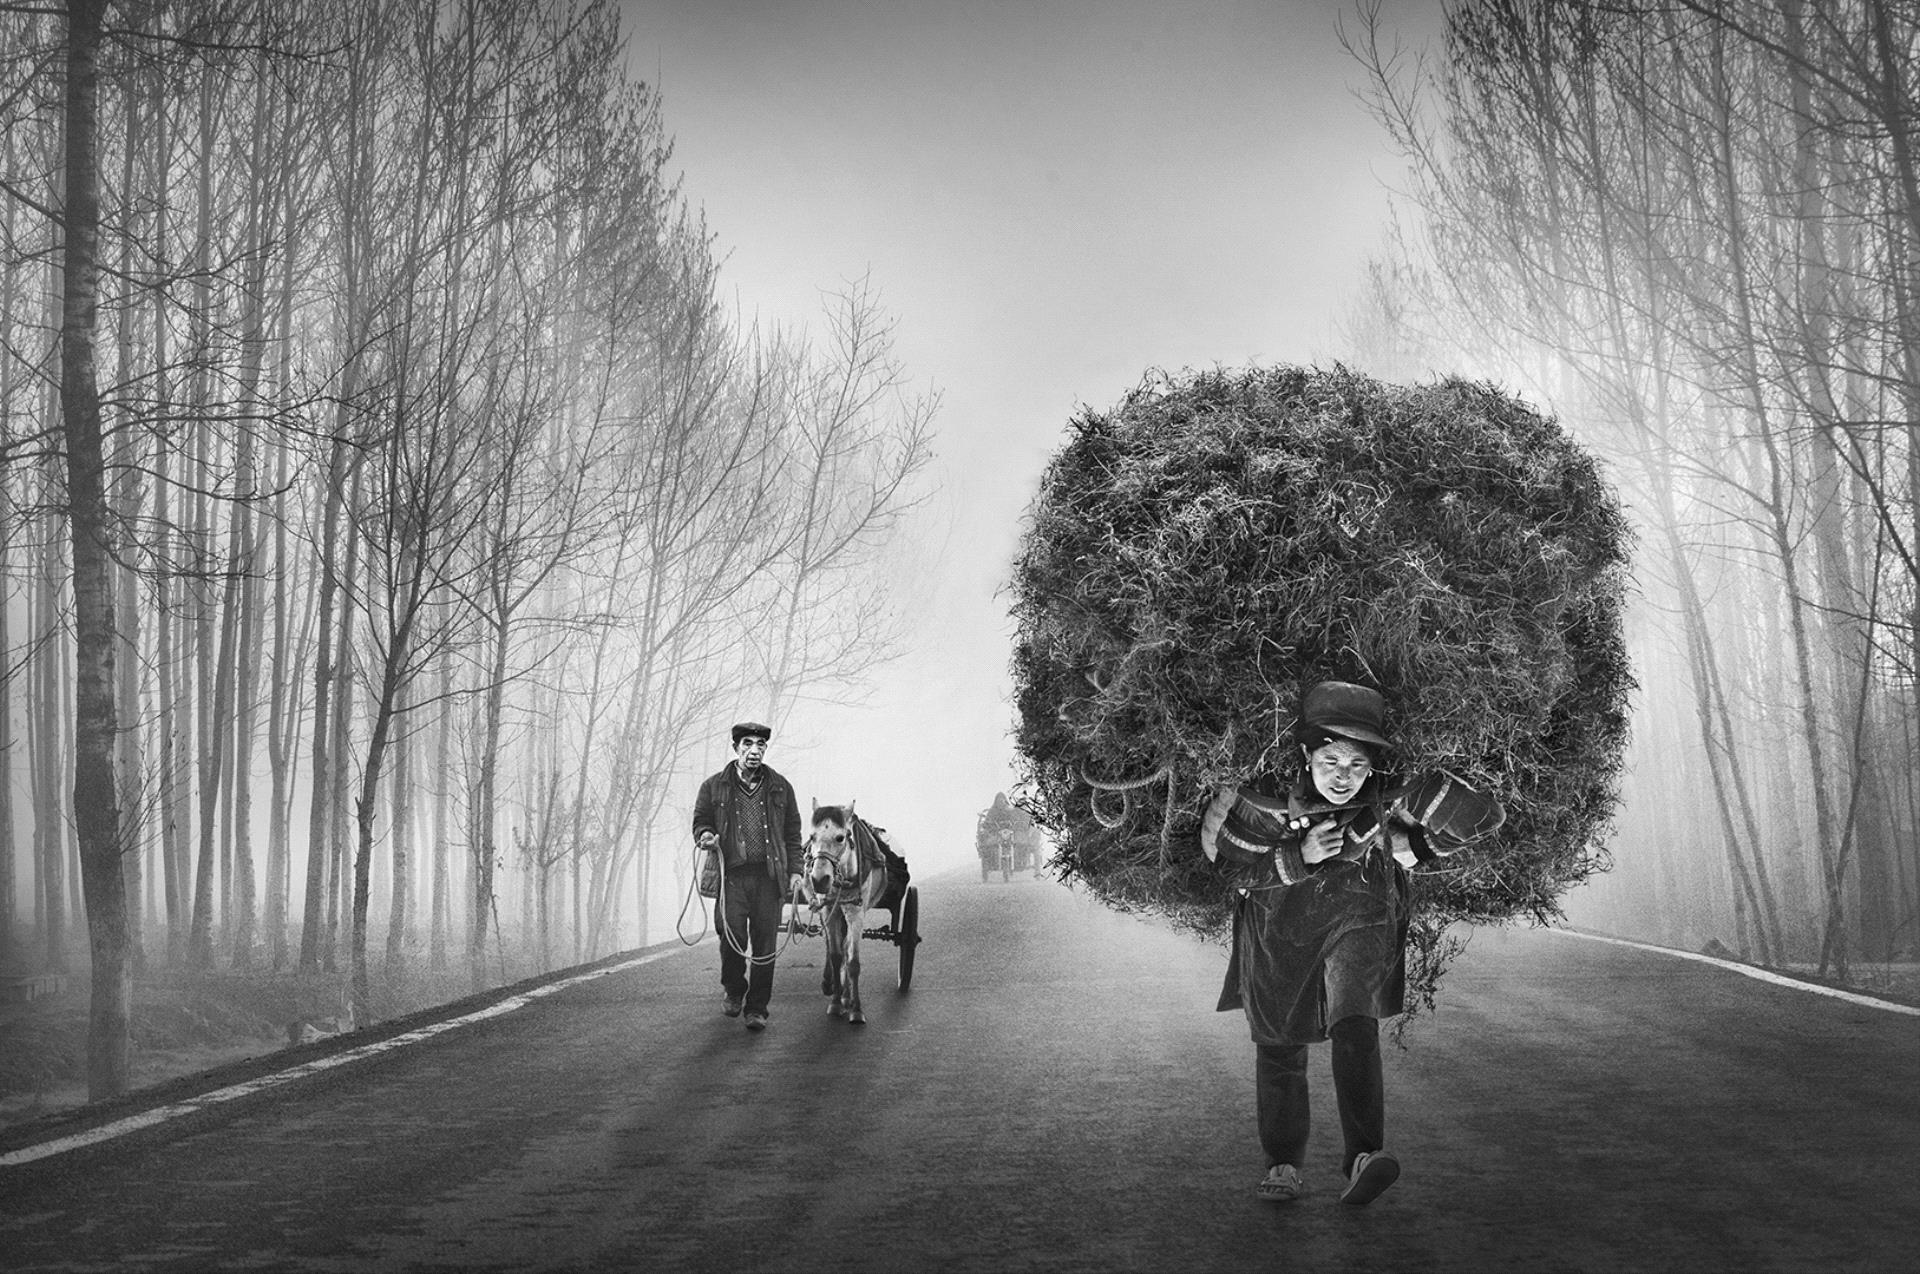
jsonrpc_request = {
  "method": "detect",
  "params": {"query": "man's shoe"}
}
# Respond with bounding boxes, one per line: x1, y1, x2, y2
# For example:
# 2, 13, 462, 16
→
1339, 1150, 1400, 1205
744, 1011, 768, 1032
721, 994, 744, 1018
1256, 1163, 1306, 1201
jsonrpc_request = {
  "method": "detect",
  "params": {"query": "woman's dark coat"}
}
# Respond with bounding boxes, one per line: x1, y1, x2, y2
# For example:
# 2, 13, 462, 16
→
1206, 766, 1503, 1045
1213, 774, 1411, 1045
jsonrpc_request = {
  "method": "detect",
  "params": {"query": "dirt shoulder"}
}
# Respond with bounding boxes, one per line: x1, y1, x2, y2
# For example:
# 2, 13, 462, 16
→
0, 943, 667, 1141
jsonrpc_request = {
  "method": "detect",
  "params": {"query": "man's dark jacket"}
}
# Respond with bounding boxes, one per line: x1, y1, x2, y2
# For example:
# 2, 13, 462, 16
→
691, 763, 805, 883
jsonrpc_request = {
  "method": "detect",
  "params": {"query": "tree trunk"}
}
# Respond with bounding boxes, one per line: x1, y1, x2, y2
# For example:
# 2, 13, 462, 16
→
298, 432, 349, 973
1861, 0, 1920, 716
142, 61, 187, 964
228, 441, 263, 970
0, 193, 18, 955
63, 631, 82, 943
111, 71, 146, 972
352, 681, 400, 1023
326, 458, 364, 974
634, 823, 651, 949
0, 486, 12, 957
429, 636, 453, 972
468, 614, 511, 991
154, 435, 184, 964
60, 0, 132, 1097
35, 496, 68, 971
264, 61, 303, 969
189, 499, 241, 970
265, 431, 293, 969
385, 679, 412, 973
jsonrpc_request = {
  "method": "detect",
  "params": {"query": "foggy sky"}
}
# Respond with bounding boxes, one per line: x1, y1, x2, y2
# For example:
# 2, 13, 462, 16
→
617, 0, 1441, 873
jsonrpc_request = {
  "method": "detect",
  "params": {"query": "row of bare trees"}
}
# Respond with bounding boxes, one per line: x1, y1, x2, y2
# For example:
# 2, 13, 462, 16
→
1341, 0, 1920, 977
0, 0, 934, 1095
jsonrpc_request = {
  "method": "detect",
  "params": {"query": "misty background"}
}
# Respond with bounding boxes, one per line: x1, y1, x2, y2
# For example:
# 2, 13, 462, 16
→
637, 0, 1450, 863
5, 0, 1917, 1106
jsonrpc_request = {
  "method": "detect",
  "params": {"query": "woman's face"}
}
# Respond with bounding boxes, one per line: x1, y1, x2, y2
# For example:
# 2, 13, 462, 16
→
1304, 739, 1373, 805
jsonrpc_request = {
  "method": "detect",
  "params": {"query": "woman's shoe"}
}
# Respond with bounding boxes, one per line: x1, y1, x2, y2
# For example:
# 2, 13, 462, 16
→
1256, 1163, 1307, 1201
1339, 1150, 1399, 1205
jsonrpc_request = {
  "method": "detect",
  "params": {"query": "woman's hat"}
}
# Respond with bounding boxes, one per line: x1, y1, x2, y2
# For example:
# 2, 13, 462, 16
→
1298, 681, 1390, 748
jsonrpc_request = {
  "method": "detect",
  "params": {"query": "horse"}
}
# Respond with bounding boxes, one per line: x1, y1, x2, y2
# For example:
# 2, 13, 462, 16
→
803, 801, 890, 1025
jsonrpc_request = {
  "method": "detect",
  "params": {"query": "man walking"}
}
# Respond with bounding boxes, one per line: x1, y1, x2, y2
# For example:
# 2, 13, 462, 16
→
692, 722, 805, 1031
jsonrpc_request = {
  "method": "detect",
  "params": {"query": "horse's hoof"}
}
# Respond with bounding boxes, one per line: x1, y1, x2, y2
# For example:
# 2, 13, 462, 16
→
848, 1013, 866, 1025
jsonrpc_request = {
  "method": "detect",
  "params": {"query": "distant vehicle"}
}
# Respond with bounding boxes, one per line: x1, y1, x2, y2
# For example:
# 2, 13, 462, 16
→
975, 792, 1042, 883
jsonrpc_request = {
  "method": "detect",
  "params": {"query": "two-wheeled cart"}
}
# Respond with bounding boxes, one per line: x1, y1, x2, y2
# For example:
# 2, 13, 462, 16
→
787, 872, 921, 991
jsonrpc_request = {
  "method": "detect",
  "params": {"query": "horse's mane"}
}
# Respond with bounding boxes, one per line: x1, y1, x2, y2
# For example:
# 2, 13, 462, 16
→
812, 804, 853, 828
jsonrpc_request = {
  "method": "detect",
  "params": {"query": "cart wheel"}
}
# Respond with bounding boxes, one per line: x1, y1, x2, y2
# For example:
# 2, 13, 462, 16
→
896, 885, 919, 991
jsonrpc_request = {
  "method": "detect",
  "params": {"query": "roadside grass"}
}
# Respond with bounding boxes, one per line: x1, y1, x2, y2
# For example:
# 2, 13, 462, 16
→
0, 942, 535, 1129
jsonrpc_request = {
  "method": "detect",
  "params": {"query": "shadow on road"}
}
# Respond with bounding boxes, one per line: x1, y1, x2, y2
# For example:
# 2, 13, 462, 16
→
4, 876, 1918, 1273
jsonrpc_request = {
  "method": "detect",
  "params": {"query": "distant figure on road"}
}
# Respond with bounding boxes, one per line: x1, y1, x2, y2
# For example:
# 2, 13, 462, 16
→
975, 791, 1036, 883
692, 721, 805, 1033
1202, 681, 1503, 1206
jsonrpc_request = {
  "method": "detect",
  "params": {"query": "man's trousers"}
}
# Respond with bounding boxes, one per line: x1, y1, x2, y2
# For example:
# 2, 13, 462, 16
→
717, 868, 784, 1015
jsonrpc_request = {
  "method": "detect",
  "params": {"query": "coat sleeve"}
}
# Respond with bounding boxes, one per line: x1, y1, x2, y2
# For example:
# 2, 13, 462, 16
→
1200, 784, 1306, 888
781, 783, 806, 877
691, 775, 718, 844
1386, 770, 1505, 868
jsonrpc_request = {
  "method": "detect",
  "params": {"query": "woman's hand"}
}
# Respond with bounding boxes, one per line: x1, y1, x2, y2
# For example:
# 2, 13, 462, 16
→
1200, 786, 1237, 861
1298, 818, 1344, 864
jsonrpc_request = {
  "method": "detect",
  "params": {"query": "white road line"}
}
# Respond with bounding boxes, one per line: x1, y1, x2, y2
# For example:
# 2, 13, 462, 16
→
0, 946, 695, 1169
1546, 927, 1920, 1017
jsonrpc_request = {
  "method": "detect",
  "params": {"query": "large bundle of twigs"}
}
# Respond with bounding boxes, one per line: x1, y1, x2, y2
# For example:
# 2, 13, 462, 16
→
1010, 365, 1632, 981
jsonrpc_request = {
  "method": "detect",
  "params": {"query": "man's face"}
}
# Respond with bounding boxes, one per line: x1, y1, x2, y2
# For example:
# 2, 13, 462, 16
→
734, 735, 769, 771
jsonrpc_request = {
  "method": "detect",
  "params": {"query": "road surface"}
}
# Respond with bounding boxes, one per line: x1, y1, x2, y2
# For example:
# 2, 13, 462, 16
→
3, 871, 1917, 1272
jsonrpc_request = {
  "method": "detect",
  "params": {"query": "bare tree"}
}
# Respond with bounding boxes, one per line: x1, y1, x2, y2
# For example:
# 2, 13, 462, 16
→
750, 280, 938, 727
57, 0, 134, 1097
0, 0, 943, 1053
1347, 0, 1920, 970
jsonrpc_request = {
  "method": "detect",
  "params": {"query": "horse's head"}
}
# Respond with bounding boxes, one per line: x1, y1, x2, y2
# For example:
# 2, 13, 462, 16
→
807, 801, 858, 894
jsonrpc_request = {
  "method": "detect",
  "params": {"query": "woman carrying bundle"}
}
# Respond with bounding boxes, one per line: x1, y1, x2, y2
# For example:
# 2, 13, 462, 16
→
1202, 680, 1504, 1206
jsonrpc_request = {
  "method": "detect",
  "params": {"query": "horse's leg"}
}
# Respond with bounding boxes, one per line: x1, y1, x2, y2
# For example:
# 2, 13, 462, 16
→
826, 910, 848, 1016
815, 894, 843, 1004
841, 903, 864, 1025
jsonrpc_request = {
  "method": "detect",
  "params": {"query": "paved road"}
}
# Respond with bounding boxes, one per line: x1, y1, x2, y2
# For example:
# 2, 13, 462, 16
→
3, 871, 1918, 1272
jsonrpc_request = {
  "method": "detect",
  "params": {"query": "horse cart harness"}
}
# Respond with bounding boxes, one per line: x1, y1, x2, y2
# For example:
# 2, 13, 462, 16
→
791, 823, 922, 992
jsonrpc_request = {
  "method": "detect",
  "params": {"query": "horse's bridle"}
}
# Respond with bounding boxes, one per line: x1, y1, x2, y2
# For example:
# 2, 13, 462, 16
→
805, 827, 861, 895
